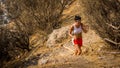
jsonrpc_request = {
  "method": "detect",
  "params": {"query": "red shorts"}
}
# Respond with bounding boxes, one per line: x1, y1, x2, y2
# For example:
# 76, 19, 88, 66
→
73, 38, 82, 46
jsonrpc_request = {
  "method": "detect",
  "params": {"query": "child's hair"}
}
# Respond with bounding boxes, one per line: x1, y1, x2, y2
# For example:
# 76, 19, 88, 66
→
74, 15, 81, 20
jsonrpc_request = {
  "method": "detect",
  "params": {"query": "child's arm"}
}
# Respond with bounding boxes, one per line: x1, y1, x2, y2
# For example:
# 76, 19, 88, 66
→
69, 25, 74, 37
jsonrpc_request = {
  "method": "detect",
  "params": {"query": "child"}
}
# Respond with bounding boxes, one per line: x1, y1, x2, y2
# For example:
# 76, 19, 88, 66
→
69, 15, 88, 55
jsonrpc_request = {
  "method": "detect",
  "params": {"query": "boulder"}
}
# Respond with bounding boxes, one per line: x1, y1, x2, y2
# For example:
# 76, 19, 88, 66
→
46, 26, 70, 47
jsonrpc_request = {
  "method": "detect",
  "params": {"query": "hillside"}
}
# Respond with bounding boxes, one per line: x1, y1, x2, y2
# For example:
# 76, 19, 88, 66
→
0, 0, 120, 68
20, 0, 120, 68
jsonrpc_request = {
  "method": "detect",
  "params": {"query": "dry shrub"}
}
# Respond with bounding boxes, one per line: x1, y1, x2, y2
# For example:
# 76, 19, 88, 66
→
0, 27, 30, 67
6, 0, 73, 33
0, 0, 74, 67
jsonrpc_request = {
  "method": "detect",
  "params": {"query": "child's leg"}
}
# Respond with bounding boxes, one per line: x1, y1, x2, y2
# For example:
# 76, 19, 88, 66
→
77, 46, 82, 55
74, 44, 78, 55
74, 44, 80, 55
74, 49, 78, 55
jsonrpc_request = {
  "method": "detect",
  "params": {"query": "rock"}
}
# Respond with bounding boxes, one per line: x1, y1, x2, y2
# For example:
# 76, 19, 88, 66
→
97, 48, 102, 52
98, 56, 105, 59
46, 26, 70, 47
38, 58, 48, 65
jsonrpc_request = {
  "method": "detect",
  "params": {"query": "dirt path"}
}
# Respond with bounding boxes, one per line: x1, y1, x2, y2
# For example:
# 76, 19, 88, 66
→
27, 46, 95, 68
26, 41, 120, 68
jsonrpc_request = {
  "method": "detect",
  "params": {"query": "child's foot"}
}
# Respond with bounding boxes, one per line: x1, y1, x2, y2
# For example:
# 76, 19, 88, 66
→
73, 52, 77, 56
77, 52, 81, 55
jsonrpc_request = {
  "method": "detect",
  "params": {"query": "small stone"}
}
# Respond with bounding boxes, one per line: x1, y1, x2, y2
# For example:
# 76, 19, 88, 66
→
17, 55, 21, 58
38, 58, 48, 65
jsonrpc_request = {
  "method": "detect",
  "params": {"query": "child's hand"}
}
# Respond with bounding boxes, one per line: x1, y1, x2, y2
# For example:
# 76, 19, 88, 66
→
69, 34, 73, 38
70, 35, 76, 39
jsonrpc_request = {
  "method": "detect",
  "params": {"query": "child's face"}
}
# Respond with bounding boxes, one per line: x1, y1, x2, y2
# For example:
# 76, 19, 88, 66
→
75, 20, 80, 23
